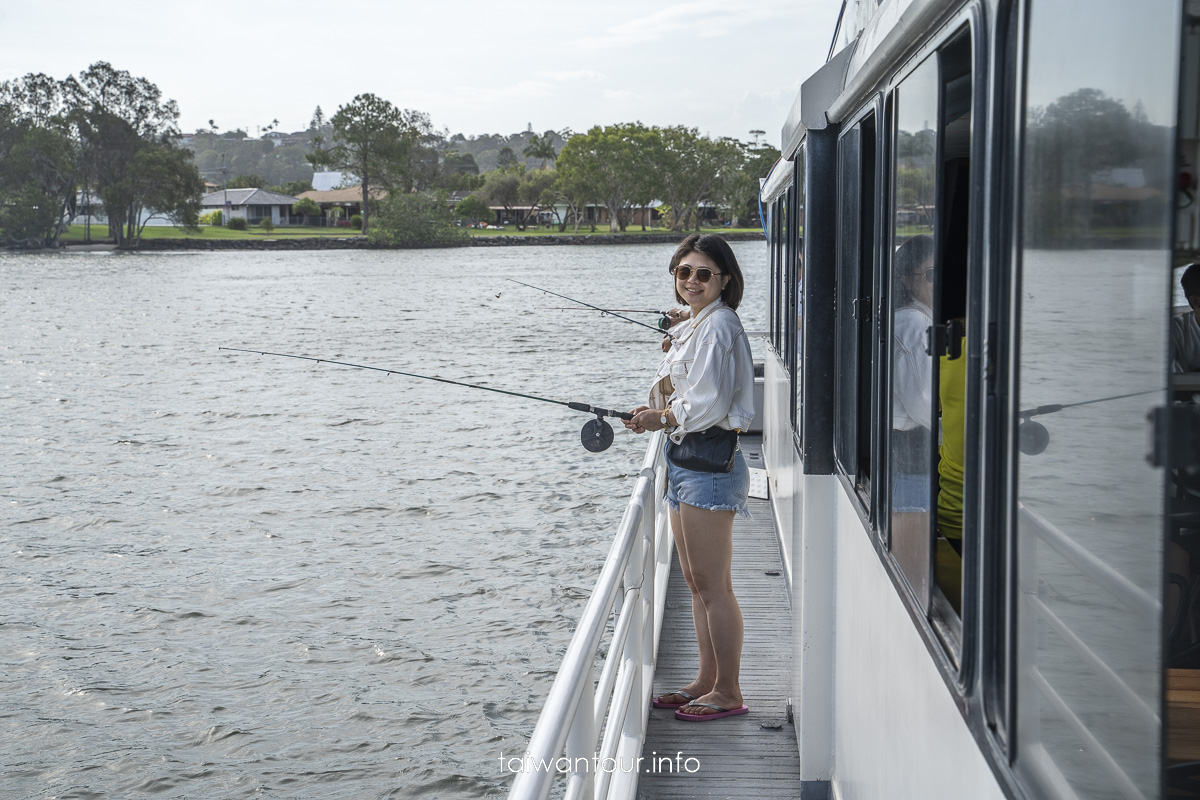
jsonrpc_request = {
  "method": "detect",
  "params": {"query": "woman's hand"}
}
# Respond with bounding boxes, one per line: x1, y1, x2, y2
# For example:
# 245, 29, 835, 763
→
628, 407, 671, 433
624, 406, 651, 434
665, 307, 690, 327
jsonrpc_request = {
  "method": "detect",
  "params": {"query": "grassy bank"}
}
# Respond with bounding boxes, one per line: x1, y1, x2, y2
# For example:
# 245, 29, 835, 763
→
59, 224, 364, 243
467, 225, 765, 238
59, 223, 764, 245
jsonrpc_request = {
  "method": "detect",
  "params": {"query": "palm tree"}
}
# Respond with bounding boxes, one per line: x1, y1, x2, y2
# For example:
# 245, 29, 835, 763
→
523, 130, 558, 169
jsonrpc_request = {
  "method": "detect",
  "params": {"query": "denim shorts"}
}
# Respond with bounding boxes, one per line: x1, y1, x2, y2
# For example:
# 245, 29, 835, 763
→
663, 438, 752, 520
891, 472, 931, 512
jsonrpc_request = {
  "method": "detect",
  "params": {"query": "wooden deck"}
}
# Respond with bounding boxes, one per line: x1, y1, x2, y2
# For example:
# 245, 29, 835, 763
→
638, 462, 802, 799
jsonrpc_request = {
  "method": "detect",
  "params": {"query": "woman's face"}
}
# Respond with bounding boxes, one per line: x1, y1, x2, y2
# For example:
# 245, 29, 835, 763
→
902, 255, 935, 307
675, 250, 728, 313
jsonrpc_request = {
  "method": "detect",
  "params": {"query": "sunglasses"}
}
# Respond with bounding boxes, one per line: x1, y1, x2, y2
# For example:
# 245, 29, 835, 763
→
669, 265, 723, 283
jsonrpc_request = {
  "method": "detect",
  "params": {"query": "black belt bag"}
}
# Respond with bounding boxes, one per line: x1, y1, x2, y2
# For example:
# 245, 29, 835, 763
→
666, 427, 739, 473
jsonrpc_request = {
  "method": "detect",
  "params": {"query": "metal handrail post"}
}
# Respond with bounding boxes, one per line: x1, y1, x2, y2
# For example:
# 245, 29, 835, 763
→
624, 499, 645, 733
640, 482, 657, 696
641, 516, 656, 702
607, 490, 650, 800
565, 675, 596, 800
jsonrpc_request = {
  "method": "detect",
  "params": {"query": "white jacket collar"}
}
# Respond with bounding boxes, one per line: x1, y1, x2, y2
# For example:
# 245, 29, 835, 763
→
673, 300, 728, 345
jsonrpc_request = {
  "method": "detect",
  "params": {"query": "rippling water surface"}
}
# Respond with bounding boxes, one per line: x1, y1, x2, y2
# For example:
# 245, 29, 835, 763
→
0, 242, 766, 799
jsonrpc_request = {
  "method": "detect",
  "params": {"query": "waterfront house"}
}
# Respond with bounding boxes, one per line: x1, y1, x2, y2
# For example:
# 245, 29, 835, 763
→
199, 188, 299, 226
295, 187, 386, 226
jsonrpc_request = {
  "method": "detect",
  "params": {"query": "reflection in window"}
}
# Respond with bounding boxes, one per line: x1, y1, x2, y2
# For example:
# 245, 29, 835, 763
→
794, 151, 806, 435
776, 193, 789, 354
833, 114, 877, 506
1012, 0, 1172, 795
890, 55, 939, 611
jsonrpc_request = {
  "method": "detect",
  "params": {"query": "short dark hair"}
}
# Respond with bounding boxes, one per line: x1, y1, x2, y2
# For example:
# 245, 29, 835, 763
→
669, 234, 745, 310
894, 234, 935, 279
1183, 263, 1200, 299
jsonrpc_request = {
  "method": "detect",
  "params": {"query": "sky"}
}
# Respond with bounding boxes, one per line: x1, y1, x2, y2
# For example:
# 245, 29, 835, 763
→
0, 0, 845, 147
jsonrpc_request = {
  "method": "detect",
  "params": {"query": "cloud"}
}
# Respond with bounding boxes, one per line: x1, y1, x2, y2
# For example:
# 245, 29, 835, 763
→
572, 0, 804, 49
552, 70, 606, 83
602, 88, 640, 102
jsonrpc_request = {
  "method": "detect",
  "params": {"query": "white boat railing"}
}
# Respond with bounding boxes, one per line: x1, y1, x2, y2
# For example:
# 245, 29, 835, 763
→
507, 431, 673, 800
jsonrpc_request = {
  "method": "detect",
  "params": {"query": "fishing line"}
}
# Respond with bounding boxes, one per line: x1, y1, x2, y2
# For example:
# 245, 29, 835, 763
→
219, 347, 632, 452
506, 279, 678, 338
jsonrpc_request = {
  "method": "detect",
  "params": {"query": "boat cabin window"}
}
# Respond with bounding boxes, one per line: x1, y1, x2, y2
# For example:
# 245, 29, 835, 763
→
771, 190, 789, 357
834, 111, 878, 511
885, 28, 973, 624
794, 151, 806, 435
1009, 0, 1175, 795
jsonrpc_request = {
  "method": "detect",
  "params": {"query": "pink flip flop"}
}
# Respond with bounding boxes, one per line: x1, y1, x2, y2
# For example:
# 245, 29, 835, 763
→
652, 689, 697, 709
674, 702, 750, 721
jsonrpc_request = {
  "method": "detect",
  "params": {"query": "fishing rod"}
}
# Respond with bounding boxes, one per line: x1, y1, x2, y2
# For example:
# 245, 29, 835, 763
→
539, 307, 669, 314
1017, 388, 1161, 456
507, 279, 679, 338
1018, 388, 1159, 421
219, 347, 632, 452
539, 305, 680, 331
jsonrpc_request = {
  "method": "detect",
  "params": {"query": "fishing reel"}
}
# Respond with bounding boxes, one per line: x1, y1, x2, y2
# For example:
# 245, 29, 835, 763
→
1017, 402, 1061, 456
581, 416, 616, 452
1018, 419, 1050, 456
569, 402, 633, 453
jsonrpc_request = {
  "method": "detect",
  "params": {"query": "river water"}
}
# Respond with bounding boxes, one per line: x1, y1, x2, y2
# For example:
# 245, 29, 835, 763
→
0, 242, 767, 800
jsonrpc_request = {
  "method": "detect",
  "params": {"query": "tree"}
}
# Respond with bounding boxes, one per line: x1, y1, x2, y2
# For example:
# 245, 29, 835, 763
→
478, 167, 556, 231
272, 179, 314, 197
227, 174, 265, 189
1025, 87, 1142, 243
626, 128, 663, 230
292, 196, 322, 223
443, 150, 480, 177
551, 155, 595, 233
453, 194, 492, 226
657, 126, 713, 232
523, 130, 558, 169
496, 146, 519, 170
0, 75, 77, 246
368, 191, 468, 247
0, 120, 76, 246
554, 123, 656, 232
436, 150, 486, 191
310, 94, 433, 234
711, 138, 780, 228
62, 62, 201, 247
126, 140, 204, 240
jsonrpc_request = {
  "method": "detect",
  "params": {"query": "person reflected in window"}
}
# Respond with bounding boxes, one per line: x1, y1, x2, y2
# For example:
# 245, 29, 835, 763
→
1172, 263, 1200, 373
891, 235, 935, 512
936, 327, 967, 615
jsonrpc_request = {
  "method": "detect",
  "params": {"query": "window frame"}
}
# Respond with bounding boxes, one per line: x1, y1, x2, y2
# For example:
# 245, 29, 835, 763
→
832, 101, 884, 522
791, 150, 807, 438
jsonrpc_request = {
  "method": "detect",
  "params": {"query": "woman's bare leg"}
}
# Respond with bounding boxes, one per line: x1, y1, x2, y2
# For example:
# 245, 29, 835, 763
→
656, 506, 717, 704
676, 503, 743, 714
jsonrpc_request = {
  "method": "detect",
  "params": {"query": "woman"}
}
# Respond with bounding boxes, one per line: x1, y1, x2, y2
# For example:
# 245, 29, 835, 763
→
623, 234, 755, 722
890, 234, 935, 513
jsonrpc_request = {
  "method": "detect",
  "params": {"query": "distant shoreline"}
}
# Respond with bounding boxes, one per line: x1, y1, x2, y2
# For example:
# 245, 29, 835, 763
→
42, 231, 765, 253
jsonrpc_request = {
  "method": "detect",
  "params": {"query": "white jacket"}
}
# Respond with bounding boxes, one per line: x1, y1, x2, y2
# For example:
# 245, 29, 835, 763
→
1172, 311, 1200, 373
648, 300, 755, 444
891, 300, 933, 431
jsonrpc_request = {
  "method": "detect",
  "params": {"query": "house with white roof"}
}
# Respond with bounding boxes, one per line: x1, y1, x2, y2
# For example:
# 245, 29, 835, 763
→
199, 188, 300, 226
